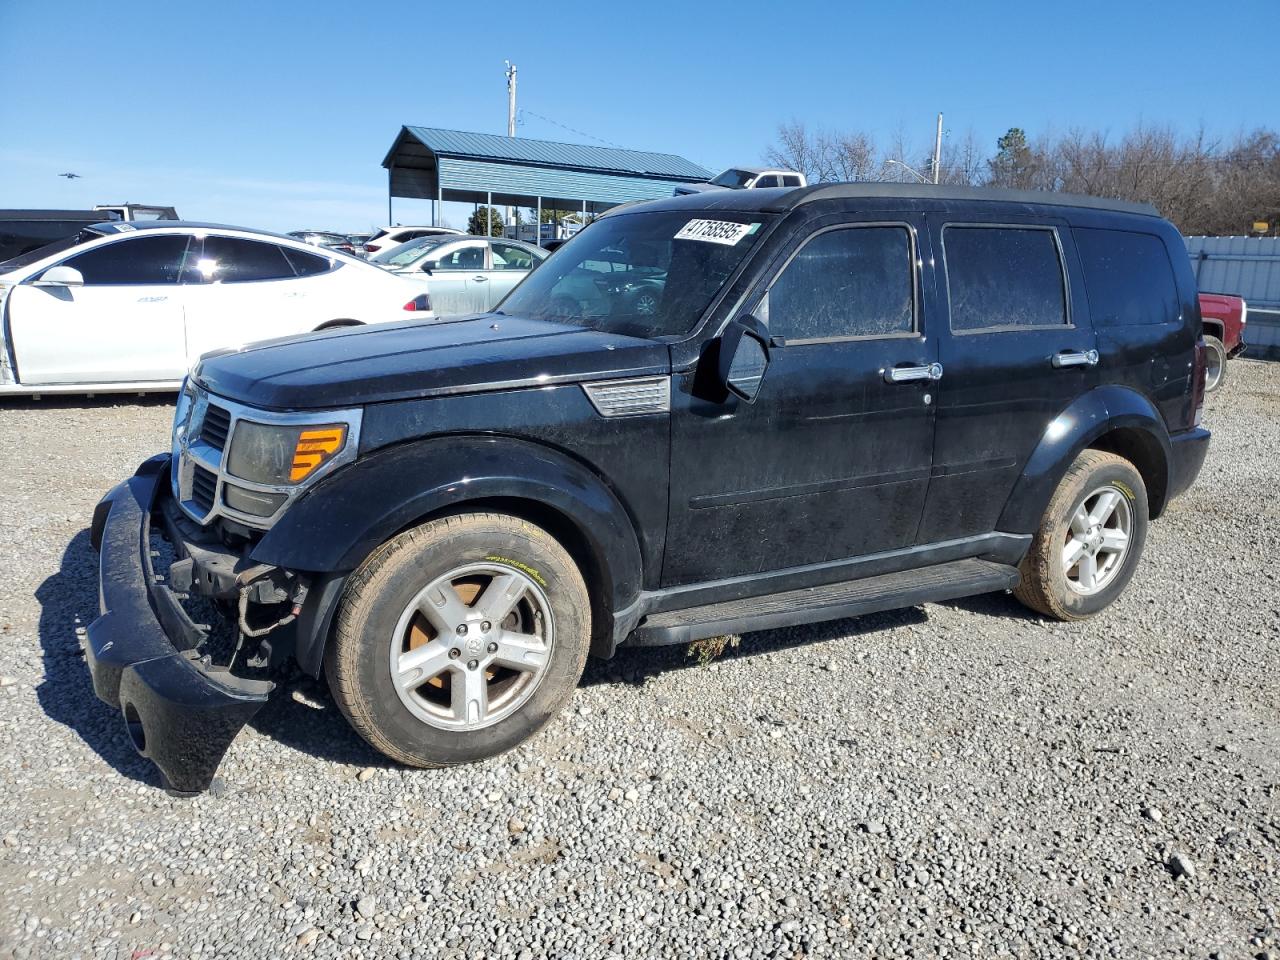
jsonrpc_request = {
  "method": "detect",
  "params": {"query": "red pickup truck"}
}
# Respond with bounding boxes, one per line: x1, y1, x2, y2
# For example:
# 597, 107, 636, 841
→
1198, 292, 1248, 392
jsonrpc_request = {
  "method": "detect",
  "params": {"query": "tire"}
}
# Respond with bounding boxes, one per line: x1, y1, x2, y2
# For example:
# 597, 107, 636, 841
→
1203, 335, 1227, 393
1013, 450, 1149, 621
325, 512, 591, 767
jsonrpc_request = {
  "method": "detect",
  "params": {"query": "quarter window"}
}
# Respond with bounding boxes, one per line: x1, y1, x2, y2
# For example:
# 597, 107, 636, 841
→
1074, 228, 1179, 326
944, 226, 1067, 331
62, 235, 191, 285
196, 237, 296, 283
766, 226, 915, 341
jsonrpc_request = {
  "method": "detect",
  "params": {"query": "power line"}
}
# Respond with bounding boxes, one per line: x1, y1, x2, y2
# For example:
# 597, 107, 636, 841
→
516, 108, 627, 149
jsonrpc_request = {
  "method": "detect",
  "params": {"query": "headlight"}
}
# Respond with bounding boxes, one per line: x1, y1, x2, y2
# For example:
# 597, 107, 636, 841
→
226, 421, 348, 485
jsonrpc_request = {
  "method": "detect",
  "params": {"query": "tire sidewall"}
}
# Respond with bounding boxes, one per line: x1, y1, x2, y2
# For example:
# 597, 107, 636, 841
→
1047, 459, 1149, 618
338, 521, 588, 766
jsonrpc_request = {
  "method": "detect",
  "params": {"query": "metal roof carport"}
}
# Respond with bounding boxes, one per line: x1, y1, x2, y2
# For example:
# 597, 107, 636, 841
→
382, 126, 712, 229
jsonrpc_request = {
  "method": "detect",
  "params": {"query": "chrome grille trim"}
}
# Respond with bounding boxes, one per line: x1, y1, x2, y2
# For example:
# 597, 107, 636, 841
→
199, 404, 231, 449
582, 376, 671, 418
172, 385, 362, 530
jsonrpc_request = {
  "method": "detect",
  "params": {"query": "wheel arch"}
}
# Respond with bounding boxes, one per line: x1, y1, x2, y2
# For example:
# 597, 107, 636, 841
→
997, 385, 1174, 534
252, 435, 645, 671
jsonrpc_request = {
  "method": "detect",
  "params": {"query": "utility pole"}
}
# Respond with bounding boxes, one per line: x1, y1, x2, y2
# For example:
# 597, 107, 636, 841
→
932, 112, 943, 184
504, 61, 517, 233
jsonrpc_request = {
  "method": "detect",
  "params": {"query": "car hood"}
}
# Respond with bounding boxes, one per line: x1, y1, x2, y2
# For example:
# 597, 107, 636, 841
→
193, 314, 670, 410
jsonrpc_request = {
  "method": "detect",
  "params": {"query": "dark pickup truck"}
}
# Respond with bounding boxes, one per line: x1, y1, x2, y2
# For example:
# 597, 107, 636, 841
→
88, 184, 1210, 792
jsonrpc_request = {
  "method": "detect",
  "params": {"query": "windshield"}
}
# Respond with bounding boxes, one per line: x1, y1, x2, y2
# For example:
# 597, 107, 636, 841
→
369, 235, 455, 267
710, 169, 757, 188
0, 227, 110, 274
497, 210, 772, 338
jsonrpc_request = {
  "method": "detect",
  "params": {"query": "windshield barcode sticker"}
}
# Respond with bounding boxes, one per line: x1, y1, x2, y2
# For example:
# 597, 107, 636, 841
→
675, 219, 757, 246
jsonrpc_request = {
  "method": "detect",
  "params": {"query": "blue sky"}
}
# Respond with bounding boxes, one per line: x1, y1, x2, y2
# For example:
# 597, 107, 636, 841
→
2, 0, 1276, 233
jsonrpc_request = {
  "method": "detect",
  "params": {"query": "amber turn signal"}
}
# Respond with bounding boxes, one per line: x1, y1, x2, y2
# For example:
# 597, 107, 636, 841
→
290, 426, 346, 482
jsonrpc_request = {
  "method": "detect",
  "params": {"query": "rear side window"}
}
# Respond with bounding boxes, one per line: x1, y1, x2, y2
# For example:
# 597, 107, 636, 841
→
196, 237, 295, 283
782, 175, 803, 187
62, 235, 191, 285
766, 226, 915, 341
490, 242, 535, 271
282, 246, 333, 277
944, 226, 1067, 331
1074, 228, 1179, 326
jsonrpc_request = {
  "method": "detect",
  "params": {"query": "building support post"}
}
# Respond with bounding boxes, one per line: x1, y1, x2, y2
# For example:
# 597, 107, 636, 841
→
535, 196, 542, 247
387, 165, 393, 225
487, 191, 493, 236
435, 178, 442, 227
582, 198, 587, 231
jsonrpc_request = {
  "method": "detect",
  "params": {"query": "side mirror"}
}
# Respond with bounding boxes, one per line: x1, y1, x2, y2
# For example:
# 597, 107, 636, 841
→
420, 262, 436, 275
34, 265, 84, 287
718, 315, 770, 403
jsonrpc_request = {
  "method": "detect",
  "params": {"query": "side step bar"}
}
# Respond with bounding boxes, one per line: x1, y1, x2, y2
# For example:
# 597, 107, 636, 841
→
627, 558, 1020, 647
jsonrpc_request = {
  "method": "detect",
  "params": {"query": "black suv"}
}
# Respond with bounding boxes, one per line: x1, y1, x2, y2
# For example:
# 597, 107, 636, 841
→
88, 184, 1210, 792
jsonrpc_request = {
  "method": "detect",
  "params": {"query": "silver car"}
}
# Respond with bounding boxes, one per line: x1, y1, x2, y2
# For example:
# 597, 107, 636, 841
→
369, 236, 547, 316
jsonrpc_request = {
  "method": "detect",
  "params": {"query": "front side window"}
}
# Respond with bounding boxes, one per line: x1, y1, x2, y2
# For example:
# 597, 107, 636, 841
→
491, 242, 538, 271
498, 210, 772, 338
765, 226, 915, 341
62, 234, 191, 285
944, 226, 1067, 331
432, 244, 486, 271
1074, 228, 1179, 326
753, 175, 781, 188
195, 237, 296, 283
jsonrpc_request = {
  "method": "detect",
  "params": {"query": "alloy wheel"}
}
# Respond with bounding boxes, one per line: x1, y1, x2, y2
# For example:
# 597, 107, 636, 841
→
1062, 484, 1132, 595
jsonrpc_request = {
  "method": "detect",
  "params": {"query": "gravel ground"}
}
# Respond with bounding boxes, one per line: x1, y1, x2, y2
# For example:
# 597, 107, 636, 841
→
1, 362, 1277, 960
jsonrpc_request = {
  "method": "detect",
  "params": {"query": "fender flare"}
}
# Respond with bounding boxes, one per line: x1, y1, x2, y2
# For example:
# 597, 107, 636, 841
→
251, 435, 645, 668
997, 386, 1173, 534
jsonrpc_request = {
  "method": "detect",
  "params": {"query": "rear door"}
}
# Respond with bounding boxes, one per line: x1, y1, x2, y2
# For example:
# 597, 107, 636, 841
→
664, 215, 939, 585
917, 217, 1097, 543
8, 233, 190, 383
181, 235, 318, 359
484, 242, 542, 308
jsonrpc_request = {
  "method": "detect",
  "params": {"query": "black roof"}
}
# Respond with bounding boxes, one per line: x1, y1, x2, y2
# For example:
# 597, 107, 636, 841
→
614, 183, 1161, 219
0, 209, 116, 221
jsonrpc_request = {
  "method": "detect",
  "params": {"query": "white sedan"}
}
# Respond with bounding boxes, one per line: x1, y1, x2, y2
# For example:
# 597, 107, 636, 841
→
0, 221, 430, 394
369, 235, 547, 316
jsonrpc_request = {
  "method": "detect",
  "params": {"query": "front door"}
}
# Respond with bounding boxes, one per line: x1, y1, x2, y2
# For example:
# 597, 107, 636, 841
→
8, 233, 189, 384
422, 241, 490, 316
917, 218, 1098, 543
664, 217, 938, 586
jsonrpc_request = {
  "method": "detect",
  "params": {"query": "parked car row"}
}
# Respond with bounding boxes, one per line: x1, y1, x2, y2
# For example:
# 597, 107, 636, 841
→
0, 221, 433, 393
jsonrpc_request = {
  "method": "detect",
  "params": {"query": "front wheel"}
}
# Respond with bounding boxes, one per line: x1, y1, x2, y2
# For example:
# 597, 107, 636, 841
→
325, 513, 591, 767
1013, 450, 1148, 621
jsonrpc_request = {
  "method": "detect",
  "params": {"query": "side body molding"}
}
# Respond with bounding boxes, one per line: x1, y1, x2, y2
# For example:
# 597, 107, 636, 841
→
251, 434, 645, 648
997, 386, 1173, 534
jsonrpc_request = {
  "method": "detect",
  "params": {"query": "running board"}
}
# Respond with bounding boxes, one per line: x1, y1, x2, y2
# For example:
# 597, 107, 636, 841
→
627, 559, 1020, 647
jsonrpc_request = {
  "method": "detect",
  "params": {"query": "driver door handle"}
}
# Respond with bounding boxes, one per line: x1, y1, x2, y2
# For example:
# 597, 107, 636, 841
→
885, 362, 943, 383
473, 275, 489, 282
1051, 349, 1099, 368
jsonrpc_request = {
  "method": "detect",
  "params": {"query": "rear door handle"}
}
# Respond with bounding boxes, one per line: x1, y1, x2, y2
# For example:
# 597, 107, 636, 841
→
473, 275, 489, 282
884, 362, 943, 383
1051, 349, 1099, 368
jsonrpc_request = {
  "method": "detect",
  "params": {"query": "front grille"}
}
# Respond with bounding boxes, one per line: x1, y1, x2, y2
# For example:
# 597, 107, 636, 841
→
200, 404, 232, 449
190, 464, 217, 514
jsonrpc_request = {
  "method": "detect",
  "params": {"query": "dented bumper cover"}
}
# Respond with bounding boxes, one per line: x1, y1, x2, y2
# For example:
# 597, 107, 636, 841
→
87, 454, 273, 794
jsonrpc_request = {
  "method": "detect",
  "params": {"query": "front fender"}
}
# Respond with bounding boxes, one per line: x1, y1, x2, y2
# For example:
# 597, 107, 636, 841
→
997, 386, 1173, 534
251, 433, 645, 613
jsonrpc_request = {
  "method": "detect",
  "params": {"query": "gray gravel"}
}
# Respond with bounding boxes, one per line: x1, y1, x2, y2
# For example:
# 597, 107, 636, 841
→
1, 361, 1278, 959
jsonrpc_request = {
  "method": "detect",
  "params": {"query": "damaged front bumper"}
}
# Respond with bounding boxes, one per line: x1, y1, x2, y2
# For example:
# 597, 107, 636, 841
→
87, 454, 275, 794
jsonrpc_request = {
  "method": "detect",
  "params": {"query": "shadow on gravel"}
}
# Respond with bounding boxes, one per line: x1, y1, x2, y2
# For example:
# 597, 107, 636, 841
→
580, 605, 931, 687
0, 394, 174, 412
247, 674, 394, 771
938, 589, 1042, 621
35, 528, 160, 788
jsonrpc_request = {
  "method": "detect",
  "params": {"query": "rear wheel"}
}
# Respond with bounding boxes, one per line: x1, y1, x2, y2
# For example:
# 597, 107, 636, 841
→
1013, 450, 1148, 621
1203, 335, 1227, 393
325, 513, 590, 767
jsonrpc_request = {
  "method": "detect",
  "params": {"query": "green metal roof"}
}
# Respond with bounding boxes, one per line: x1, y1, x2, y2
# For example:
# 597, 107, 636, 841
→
384, 126, 711, 181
